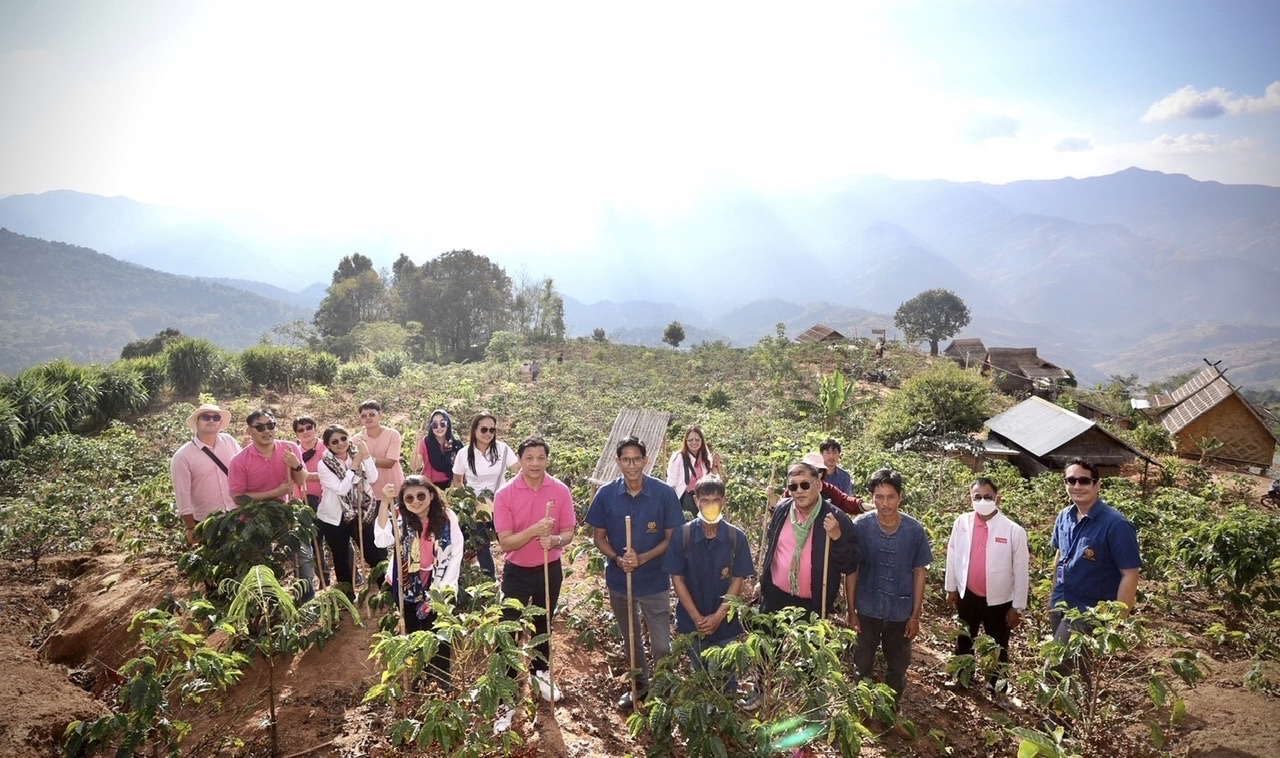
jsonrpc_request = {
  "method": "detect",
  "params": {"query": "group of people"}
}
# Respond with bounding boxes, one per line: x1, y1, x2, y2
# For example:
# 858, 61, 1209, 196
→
173, 403, 1142, 732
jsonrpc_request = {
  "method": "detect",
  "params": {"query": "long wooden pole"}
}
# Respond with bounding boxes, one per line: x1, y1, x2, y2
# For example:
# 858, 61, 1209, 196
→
755, 462, 778, 577
624, 515, 639, 711
543, 499, 556, 712
389, 496, 406, 635
820, 531, 832, 620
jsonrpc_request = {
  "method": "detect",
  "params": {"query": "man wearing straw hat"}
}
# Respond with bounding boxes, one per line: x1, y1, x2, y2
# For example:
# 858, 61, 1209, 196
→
845, 468, 932, 711
586, 435, 684, 712
759, 459, 858, 618
170, 403, 241, 546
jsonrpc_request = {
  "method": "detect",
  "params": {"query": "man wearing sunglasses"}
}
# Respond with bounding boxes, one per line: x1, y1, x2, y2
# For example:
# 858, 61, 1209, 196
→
171, 403, 242, 545
228, 409, 308, 507
759, 461, 859, 618
1049, 459, 1141, 642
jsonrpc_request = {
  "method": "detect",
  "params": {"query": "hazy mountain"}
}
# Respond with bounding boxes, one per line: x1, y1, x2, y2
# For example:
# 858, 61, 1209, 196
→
2, 167, 1276, 388
199, 277, 325, 310
0, 229, 309, 374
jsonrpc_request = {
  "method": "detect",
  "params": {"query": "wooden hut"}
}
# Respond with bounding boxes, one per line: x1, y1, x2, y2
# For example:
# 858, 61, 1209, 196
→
1136, 363, 1277, 472
982, 347, 1072, 396
795, 324, 847, 344
943, 338, 987, 368
985, 396, 1152, 479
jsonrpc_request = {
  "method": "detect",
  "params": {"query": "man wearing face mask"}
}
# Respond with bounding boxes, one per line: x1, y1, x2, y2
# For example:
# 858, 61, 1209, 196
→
663, 474, 758, 705
943, 477, 1029, 694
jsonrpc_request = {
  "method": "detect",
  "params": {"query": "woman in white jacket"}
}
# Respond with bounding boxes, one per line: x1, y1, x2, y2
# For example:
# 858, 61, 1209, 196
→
376, 476, 464, 686
665, 425, 724, 514
316, 425, 379, 597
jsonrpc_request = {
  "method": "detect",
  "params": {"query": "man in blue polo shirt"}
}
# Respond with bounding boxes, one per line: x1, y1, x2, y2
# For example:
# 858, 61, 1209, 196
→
1050, 459, 1141, 650
587, 435, 685, 711
663, 474, 757, 707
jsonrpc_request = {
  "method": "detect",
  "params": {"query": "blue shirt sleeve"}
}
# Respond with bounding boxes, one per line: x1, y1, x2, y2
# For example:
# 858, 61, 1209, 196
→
584, 486, 608, 529
663, 487, 686, 530
913, 523, 934, 569
731, 526, 755, 578
662, 524, 687, 575
1109, 517, 1142, 570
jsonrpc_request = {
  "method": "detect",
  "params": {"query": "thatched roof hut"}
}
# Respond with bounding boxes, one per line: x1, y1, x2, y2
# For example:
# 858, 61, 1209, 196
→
1137, 364, 1277, 471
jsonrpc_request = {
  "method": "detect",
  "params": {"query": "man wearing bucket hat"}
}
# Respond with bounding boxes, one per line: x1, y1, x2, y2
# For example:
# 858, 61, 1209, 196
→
170, 403, 242, 545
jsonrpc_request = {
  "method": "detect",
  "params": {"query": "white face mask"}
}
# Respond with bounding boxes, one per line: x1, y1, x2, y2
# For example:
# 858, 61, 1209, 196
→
972, 497, 998, 517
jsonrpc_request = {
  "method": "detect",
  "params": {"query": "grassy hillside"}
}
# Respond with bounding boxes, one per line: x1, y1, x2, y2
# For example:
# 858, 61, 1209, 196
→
3, 340, 1279, 757
0, 229, 308, 374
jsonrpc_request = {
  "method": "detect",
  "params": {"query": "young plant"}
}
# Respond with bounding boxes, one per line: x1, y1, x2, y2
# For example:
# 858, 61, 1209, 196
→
178, 499, 317, 600
63, 600, 248, 757
364, 583, 541, 756
225, 565, 361, 757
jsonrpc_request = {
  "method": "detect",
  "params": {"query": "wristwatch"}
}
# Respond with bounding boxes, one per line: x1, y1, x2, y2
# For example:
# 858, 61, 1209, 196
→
291, 464, 303, 472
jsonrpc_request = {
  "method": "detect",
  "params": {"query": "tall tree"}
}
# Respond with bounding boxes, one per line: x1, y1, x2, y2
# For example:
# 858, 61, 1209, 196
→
893, 288, 971, 356
419, 250, 513, 362
314, 253, 389, 339
663, 321, 686, 348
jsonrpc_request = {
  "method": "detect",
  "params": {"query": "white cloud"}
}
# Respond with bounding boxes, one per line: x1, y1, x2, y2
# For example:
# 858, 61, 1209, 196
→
1054, 135, 1094, 152
1150, 133, 1258, 154
1141, 81, 1280, 122
960, 112, 1020, 144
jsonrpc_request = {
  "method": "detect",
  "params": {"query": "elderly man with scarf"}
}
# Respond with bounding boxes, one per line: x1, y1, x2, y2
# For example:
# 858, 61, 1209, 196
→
759, 460, 859, 618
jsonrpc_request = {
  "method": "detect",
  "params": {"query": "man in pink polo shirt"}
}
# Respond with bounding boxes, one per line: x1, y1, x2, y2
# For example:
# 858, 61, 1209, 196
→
944, 476, 1029, 695
170, 403, 242, 545
491, 436, 576, 731
227, 408, 307, 506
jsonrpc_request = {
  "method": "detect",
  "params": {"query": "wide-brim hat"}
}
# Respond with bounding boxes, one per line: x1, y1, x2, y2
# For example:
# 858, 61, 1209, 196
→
801, 451, 827, 472
187, 404, 231, 433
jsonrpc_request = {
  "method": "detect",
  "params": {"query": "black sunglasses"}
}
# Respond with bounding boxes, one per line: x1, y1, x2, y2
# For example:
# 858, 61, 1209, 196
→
477, 425, 496, 434
330, 435, 348, 444
786, 481, 814, 492
294, 424, 314, 432
249, 421, 277, 432
403, 492, 432, 503
1064, 476, 1096, 486
197, 413, 222, 422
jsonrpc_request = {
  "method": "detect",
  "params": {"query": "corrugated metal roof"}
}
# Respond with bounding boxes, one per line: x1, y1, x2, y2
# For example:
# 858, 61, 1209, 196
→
985, 396, 1095, 457
1159, 370, 1233, 434
1022, 366, 1072, 380
795, 324, 846, 343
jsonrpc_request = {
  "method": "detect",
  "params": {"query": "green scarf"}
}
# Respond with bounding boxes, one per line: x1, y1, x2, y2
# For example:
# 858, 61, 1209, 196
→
788, 502, 821, 596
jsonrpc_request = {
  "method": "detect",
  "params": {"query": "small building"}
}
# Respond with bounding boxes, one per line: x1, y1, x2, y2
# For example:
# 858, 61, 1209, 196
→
985, 396, 1152, 479
943, 338, 987, 368
982, 347, 1072, 397
795, 324, 847, 344
1136, 363, 1277, 472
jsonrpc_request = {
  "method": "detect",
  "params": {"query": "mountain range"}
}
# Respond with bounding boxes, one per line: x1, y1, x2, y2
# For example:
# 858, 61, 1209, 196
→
1, 167, 1277, 388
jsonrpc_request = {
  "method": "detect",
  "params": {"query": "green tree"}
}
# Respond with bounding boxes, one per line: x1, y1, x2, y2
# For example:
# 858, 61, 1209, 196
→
314, 253, 389, 340
893, 288, 971, 356
419, 250, 513, 362
868, 361, 995, 447
121, 327, 185, 359
591, 327, 608, 343
662, 321, 686, 348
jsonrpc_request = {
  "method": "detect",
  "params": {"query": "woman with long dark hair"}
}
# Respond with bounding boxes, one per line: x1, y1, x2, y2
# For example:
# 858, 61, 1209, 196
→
376, 476, 463, 684
665, 425, 725, 515
411, 409, 464, 489
451, 413, 520, 579
316, 424, 383, 595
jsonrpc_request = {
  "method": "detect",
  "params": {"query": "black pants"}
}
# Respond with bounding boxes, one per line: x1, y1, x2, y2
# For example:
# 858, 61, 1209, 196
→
761, 579, 823, 618
404, 599, 451, 688
955, 591, 1012, 689
501, 559, 562, 675
316, 517, 387, 593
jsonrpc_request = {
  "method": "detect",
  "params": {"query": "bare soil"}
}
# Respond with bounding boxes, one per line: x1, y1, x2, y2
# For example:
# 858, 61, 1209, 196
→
5, 506, 1280, 757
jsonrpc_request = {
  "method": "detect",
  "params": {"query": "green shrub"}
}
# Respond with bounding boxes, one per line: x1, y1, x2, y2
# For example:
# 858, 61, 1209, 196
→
163, 337, 219, 396
337, 361, 380, 385
0, 395, 22, 459
1177, 506, 1280, 608
309, 352, 341, 385
30, 360, 102, 431
205, 351, 249, 397
1127, 422, 1174, 456
178, 500, 317, 598
1, 371, 70, 446
867, 362, 996, 448
485, 330, 523, 363
373, 350, 408, 378
116, 356, 167, 401
239, 345, 309, 391
97, 363, 152, 421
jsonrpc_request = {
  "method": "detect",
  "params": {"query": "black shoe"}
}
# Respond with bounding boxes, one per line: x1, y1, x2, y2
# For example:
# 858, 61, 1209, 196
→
617, 687, 648, 711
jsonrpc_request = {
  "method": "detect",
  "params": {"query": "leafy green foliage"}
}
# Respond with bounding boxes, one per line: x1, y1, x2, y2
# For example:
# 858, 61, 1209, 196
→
485, 330, 524, 363
63, 600, 248, 758
365, 583, 539, 756
178, 500, 317, 599
314, 253, 389, 340
121, 327, 186, 359
893, 288, 971, 355
793, 368, 855, 431
1177, 506, 1280, 607
372, 349, 408, 378
163, 337, 218, 397
867, 361, 996, 447
663, 320, 686, 348
239, 344, 310, 391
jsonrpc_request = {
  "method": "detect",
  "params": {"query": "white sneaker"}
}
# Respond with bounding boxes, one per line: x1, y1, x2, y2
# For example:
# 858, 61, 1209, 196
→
532, 671, 563, 703
493, 705, 515, 734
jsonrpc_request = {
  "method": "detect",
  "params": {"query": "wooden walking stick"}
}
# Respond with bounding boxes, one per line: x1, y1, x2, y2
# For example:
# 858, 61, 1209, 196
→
755, 462, 778, 577
820, 530, 832, 620
388, 495, 406, 635
624, 515, 639, 711
313, 535, 328, 591
542, 499, 556, 710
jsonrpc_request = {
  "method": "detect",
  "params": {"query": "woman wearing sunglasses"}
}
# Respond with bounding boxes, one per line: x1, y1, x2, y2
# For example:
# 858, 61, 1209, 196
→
316, 425, 382, 595
412, 409, 464, 490
665, 425, 725, 515
376, 476, 463, 685
452, 413, 521, 579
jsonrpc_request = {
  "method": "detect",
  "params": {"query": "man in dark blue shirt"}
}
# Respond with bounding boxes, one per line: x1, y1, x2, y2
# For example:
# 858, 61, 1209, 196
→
662, 474, 755, 703
586, 435, 685, 711
1050, 459, 1141, 632
820, 438, 853, 495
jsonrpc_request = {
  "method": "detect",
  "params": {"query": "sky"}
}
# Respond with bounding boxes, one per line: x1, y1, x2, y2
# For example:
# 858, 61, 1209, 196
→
2, 0, 1278, 265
